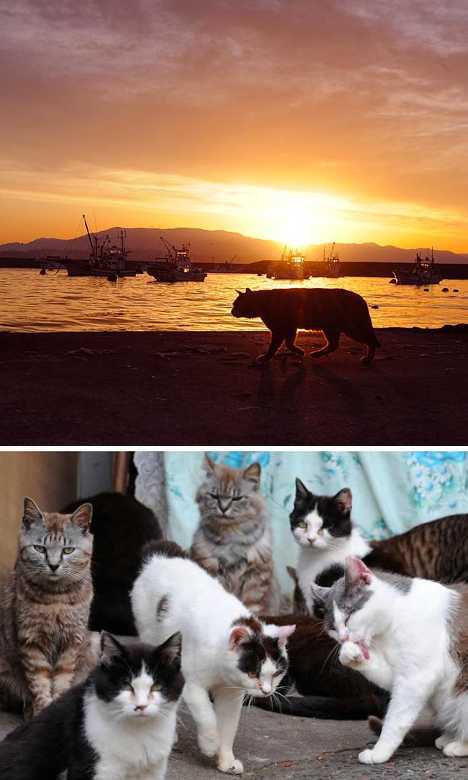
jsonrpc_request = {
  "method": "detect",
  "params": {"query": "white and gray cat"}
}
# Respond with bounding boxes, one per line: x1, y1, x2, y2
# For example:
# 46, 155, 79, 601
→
0, 632, 184, 780
191, 456, 281, 614
310, 555, 468, 764
131, 541, 295, 775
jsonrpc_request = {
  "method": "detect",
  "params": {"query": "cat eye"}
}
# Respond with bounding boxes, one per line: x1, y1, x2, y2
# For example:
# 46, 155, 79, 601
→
231, 496, 243, 502
63, 547, 75, 554
273, 670, 283, 677
33, 545, 45, 553
209, 493, 219, 499
151, 683, 161, 692
248, 672, 257, 678
298, 521, 306, 528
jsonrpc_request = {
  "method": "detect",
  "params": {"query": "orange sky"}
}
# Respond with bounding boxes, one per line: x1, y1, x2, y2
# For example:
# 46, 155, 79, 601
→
1, 0, 468, 250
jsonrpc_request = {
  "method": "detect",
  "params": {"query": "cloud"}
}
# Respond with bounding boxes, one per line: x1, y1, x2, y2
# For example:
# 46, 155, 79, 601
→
1, 0, 467, 246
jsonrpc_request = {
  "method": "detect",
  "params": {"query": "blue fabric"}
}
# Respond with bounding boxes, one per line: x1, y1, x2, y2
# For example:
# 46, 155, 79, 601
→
164, 451, 468, 593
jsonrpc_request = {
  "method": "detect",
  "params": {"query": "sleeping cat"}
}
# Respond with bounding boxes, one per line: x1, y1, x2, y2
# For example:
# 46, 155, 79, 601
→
290, 480, 468, 611
309, 556, 468, 764
0, 632, 184, 780
0, 498, 97, 717
231, 287, 379, 364
131, 541, 295, 775
191, 456, 281, 614
62, 491, 162, 636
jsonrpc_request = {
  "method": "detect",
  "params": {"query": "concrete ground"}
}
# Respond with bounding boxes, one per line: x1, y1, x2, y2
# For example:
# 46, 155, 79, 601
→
2, 705, 467, 779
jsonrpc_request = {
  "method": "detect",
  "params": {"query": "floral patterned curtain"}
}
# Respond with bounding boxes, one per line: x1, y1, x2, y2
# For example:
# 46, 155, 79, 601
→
135, 451, 468, 594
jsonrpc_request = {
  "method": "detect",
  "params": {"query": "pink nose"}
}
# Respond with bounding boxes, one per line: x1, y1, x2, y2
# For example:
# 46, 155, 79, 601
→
135, 704, 147, 712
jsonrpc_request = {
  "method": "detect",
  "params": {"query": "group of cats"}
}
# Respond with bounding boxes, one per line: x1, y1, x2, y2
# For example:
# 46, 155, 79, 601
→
0, 456, 467, 780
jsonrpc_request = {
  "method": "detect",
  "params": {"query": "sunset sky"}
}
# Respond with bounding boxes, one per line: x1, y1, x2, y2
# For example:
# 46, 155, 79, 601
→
2, 0, 468, 250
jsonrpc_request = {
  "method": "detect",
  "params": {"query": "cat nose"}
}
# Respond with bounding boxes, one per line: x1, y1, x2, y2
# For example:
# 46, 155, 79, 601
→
49, 564, 59, 572
134, 704, 147, 712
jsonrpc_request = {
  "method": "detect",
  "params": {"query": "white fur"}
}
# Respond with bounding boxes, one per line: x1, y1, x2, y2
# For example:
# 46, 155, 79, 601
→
131, 555, 293, 775
84, 674, 177, 780
332, 572, 467, 764
297, 526, 370, 605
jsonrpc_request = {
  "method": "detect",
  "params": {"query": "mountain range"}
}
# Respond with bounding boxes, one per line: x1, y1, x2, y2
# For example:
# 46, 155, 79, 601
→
1, 226, 467, 264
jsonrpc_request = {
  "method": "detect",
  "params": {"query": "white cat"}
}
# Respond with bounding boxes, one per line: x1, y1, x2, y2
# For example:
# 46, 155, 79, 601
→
131, 542, 295, 775
290, 480, 370, 606
310, 555, 468, 765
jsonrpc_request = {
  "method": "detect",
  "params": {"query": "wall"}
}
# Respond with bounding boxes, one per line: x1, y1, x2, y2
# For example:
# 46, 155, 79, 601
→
0, 453, 79, 571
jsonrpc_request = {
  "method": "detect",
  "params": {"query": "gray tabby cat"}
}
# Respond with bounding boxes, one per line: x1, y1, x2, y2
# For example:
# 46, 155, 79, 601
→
0, 497, 98, 717
191, 456, 281, 614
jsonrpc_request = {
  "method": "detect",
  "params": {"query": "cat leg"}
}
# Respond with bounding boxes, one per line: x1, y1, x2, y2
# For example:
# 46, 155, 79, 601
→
443, 741, 468, 757
183, 682, 219, 757
339, 641, 393, 691
435, 732, 454, 750
255, 332, 284, 363
284, 328, 304, 356
20, 646, 54, 715
53, 644, 80, 698
362, 342, 376, 365
359, 675, 430, 764
214, 687, 244, 775
309, 329, 340, 358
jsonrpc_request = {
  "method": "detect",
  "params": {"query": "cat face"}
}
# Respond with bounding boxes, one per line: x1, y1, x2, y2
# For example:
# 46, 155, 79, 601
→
290, 479, 352, 549
231, 289, 259, 319
94, 633, 184, 721
309, 557, 374, 642
197, 456, 261, 522
228, 618, 295, 697
19, 497, 93, 586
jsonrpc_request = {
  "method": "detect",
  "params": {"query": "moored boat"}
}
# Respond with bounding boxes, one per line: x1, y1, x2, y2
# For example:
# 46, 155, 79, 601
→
267, 246, 309, 280
391, 249, 443, 285
62, 216, 138, 279
147, 237, 207, 282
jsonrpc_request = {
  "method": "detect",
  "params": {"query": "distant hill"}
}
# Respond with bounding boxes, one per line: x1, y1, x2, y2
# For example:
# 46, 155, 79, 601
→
1, 227, 467, 264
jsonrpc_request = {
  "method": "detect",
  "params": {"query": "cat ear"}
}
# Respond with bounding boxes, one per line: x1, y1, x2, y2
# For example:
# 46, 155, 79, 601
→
229, 625, 251, 650
22, 497, 43, 529
344, 556, 372, 589
204, 454, 216, 472
294, 478, 310, 502
334, 488, 352, 513
308, 583, 330, 619
235, 289, 243, 295
156, 632, 182, 666
245, 287, 252, 293
243, 461, 261, 487
100, 632, 128, 665
276, 624, 296, 649
71, 502, 93, 533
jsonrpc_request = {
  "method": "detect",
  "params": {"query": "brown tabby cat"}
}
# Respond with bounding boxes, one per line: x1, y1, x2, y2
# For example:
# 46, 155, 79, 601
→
231, 287, 379, 364
190, 456, 281, 614
0, 498, 97, 717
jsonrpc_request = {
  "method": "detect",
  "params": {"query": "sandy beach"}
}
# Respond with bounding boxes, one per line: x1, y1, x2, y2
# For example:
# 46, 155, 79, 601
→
0, 327, 466, 445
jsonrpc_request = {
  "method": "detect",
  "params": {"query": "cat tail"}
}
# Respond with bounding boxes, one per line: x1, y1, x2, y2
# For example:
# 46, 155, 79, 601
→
142, 540, 190, 563
252, 694, 386, 720
368, 716, 440, 747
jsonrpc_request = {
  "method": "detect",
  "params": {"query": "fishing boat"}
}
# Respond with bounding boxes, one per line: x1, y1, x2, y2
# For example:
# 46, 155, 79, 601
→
267, 247, 309, 280
391, 249, 443, 286
321, 242, 341, 278
62, 216, 138, 279
147, 237, 207, 282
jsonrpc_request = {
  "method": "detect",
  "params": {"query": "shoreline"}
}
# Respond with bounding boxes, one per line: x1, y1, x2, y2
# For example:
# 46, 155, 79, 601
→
1, 328, 467, 445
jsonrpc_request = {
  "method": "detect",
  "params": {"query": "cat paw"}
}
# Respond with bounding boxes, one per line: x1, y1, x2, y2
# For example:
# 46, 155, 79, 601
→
443, 741, 468, 757
339, 640, 365, 667
198, 730, 219, 757
435, 734, 451, 750
358, 747, 391, 765
217, 756, 244, 774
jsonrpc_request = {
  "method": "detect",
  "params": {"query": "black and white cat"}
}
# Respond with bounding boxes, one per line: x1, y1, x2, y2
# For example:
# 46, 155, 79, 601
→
309, 556, 468, 765
290, 480, 370, 609
131, 541, 295, 775
0, 632, 184, 780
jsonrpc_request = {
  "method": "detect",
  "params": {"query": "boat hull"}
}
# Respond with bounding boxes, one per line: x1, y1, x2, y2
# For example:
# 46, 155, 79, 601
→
148, 269, 207, 282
